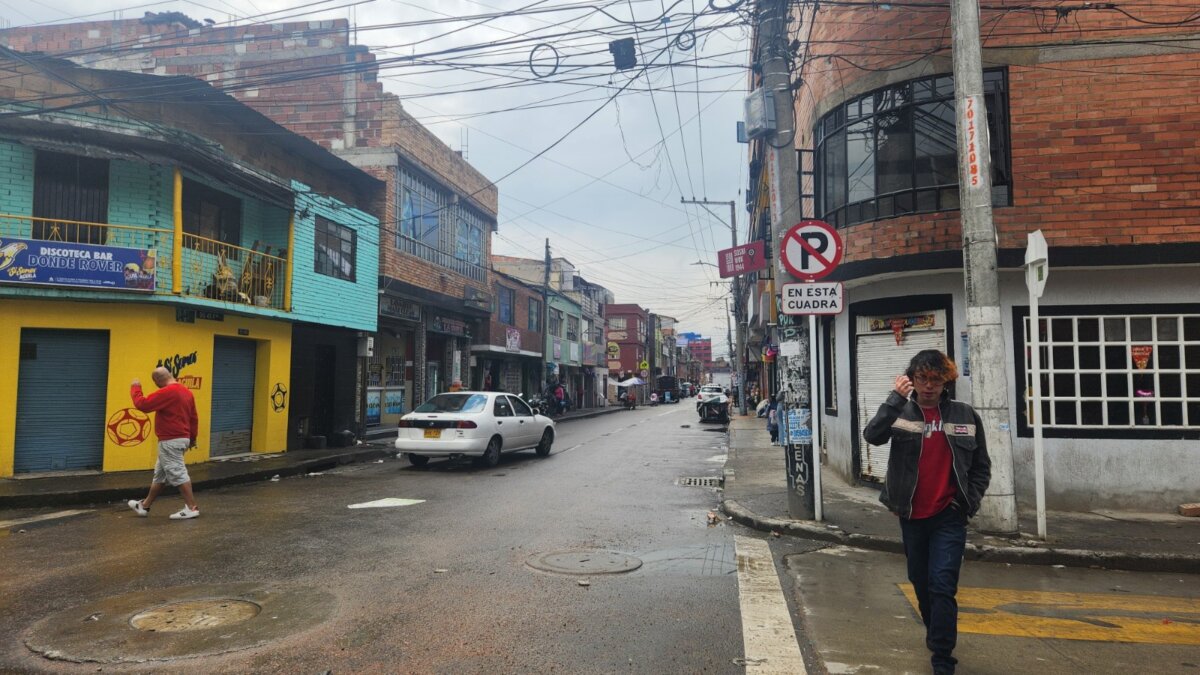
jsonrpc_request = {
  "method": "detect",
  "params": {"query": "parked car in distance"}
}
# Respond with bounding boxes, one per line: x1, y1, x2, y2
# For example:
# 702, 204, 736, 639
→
396, 392, 555, 468
695, 384, 726, 408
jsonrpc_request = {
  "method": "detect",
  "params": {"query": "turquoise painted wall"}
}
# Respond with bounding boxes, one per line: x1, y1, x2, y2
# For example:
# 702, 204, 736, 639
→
0, 140, 34, 221
289, 181, 379, 332
547, 293, 582, 366
0, 140, 376, 332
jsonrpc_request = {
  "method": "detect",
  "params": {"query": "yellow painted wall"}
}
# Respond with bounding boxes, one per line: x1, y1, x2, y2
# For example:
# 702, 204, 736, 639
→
0, 299, 291, 477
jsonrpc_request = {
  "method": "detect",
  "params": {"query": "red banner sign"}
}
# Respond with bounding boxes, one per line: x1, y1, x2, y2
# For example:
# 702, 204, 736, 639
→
717, 240, 766, 278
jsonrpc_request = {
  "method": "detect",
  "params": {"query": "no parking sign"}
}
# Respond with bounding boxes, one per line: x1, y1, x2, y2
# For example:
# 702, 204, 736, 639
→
780, 220, 843, 281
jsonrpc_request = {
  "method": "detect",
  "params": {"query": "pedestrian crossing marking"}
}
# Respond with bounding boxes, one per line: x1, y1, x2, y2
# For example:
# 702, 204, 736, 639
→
736, 536, 807, 673
899, 584, 1200, 645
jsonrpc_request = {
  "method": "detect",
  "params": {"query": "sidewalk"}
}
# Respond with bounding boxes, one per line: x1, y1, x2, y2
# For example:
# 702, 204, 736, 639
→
0, 406, 624, 510
721, 415, 1200, 573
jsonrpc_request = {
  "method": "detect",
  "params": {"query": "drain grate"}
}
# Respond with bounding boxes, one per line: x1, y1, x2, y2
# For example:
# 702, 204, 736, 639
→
679, 476, 722, 488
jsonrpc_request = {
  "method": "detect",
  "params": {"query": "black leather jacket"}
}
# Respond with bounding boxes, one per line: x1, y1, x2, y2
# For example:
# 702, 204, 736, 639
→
863, 390, 991, 519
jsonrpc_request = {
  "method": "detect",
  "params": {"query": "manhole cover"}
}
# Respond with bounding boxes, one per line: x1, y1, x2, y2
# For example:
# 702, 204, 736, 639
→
679, 476, 722, 488
130, 599, 261, 633
526, 550, 643, 575
24, 584, 335, 664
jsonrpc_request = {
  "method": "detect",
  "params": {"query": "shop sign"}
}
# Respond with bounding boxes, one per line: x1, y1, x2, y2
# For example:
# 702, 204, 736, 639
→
505, 327, 521, 352
0, 237, 157, 291
431, 314, 470, 337
569, 342, 581, 363
608, 330, 628, 341
606, 341, 620, 357
717, 240, 766, 278
464, 285, 492, 312
553, 338, 562, 360
607, 360, 622, 370
178, 375, 203, 390
384, 389, 405, 415
380, 296, 422, 322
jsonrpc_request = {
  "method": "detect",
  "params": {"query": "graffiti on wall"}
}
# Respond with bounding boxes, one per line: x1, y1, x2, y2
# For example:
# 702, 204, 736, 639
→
270, 383, 288, 413
157, 351, 198, 377
106, 408, 152, 446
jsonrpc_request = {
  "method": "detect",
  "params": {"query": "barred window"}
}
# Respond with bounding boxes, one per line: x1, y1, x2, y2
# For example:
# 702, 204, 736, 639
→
314, 216, 356, 281
398, 167, 445, 249
1020, 311, 1200, 431
528, 298, 541, 332
567, 316, 579, 342
815, 69, 1011, 228
549, 309, 563, 338
498, 286, 515, 325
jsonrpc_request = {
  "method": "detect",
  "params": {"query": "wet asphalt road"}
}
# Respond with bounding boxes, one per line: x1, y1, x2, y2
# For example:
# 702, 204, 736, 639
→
0, 404, 752, 674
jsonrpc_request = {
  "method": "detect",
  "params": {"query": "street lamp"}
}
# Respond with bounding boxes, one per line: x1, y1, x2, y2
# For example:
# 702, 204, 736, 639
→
691, 260, 718, 268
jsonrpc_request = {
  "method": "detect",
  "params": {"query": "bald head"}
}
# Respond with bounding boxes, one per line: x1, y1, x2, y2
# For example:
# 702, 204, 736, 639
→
151, 367, 175, 387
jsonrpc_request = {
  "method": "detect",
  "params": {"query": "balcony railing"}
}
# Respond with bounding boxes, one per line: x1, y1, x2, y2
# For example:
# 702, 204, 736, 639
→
0, 214, 288, 311
395, 235, 486, 283
181, 234, 286, 310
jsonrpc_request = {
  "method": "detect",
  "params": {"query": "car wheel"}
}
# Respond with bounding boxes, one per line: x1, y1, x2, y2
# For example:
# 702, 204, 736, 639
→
535, 429, 553, 457
407, 454, 429, 467
477, 437, 501, 468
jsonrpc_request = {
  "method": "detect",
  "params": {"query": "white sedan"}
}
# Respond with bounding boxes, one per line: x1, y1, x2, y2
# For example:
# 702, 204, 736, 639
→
395, 391, 556, 468
695, 384, 727, 409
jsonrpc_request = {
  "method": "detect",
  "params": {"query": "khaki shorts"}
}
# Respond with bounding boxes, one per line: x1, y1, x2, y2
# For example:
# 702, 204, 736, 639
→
153, 438, 191, 486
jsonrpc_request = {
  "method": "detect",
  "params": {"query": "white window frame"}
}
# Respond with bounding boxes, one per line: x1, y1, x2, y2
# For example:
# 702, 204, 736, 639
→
1022, 311, 1199, 430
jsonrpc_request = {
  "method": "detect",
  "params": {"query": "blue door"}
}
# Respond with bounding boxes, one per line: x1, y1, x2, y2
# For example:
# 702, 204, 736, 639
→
211, 337, 256, 456
15, 329, 109, 473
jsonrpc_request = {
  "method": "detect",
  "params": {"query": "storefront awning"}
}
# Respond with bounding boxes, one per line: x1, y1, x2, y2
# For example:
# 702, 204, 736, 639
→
470, 344, 542, 359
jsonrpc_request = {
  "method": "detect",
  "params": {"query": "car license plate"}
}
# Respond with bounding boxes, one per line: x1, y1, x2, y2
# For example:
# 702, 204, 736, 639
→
423, 428, 441, 439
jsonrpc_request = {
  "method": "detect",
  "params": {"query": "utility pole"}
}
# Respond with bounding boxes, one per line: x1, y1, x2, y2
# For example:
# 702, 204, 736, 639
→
543, 238, 552, 392
951, 0, 1018, 533
681, 197, 747, 415
757, 0, 812, 520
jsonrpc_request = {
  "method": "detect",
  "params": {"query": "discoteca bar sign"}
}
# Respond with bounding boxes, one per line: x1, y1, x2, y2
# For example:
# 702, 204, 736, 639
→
0, 237, 156, 292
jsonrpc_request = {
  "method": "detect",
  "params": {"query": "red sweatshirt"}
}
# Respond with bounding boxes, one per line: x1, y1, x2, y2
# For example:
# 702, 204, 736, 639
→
131, 382, 199, 443
909, 405, 958, 519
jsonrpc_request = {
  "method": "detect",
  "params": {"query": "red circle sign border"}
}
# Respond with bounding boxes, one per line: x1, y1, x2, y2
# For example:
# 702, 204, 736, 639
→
781, 219, 843, 281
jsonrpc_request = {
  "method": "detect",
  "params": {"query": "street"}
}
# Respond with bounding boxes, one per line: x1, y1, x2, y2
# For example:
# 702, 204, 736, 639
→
1, 406, 1197, 674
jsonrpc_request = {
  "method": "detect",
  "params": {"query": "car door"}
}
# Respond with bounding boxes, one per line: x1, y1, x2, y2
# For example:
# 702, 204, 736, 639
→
492, 395, 517, 448
506, 395, 538, 448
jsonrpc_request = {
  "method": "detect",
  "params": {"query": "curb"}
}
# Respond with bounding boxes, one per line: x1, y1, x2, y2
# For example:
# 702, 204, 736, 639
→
0, 446, 394, 510
720, 498, 1200, 574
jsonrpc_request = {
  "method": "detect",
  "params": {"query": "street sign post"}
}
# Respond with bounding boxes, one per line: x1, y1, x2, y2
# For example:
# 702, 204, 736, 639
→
780, 220, 843, 281
717, 240, 766, 278
1025, 230, 1049, 540
777, 221, 844, 522
780, 282, 844, 315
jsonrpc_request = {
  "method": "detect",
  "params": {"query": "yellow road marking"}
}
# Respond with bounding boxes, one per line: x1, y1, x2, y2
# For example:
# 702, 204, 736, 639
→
899, 585, 1200, 645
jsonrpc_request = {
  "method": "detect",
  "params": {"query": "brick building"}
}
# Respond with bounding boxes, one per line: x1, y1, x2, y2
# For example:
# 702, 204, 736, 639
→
492, 255, 612, 408
0, 54, 381, 475
745, 0, 1200, 510
605, 304, 650, 400
473, 271, 543, 398
2, 14, 499, 429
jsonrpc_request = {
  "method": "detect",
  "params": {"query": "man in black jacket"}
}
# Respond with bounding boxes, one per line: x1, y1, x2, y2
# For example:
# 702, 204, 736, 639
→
864, 349, 990, 675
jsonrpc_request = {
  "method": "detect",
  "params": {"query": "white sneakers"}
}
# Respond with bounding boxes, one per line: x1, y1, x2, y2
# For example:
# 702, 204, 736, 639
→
169, 506, 200, 520
127, 500, 200, 519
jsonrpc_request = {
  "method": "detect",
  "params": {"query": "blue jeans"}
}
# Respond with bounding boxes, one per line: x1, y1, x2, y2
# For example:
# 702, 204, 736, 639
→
899, 505, 968, 674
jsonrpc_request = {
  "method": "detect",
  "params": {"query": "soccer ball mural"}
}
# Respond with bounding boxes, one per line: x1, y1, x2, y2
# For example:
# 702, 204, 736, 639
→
106, 408, 152, 447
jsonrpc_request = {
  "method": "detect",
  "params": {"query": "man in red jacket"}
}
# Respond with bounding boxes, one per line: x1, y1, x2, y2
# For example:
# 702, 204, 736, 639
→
127, 366, 201, 520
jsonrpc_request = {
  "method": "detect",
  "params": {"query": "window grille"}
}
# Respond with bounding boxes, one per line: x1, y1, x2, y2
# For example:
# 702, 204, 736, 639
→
1022, 313, 1200, 429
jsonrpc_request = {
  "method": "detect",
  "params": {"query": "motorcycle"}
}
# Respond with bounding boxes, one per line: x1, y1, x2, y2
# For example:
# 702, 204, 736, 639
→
524, 394, 547, 416
622, 393, 637, 410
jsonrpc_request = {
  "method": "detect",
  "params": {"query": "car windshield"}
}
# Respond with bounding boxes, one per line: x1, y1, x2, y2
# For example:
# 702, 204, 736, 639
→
414, 393, 488, 413
702, 386, 723, 393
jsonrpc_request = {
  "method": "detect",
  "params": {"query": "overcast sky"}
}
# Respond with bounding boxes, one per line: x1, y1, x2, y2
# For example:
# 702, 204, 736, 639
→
3, 0, 752, 354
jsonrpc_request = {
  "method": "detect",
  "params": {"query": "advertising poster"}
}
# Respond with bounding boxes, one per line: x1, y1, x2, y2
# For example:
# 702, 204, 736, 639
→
384, 390, 405, 415
0, 237, 157, 291
366, 390, 382, 425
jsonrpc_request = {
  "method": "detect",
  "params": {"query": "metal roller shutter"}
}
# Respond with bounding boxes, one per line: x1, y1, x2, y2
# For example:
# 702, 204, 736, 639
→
15, 329, 109, 473
856, 314, 946, 482
211, 337, 256, 456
